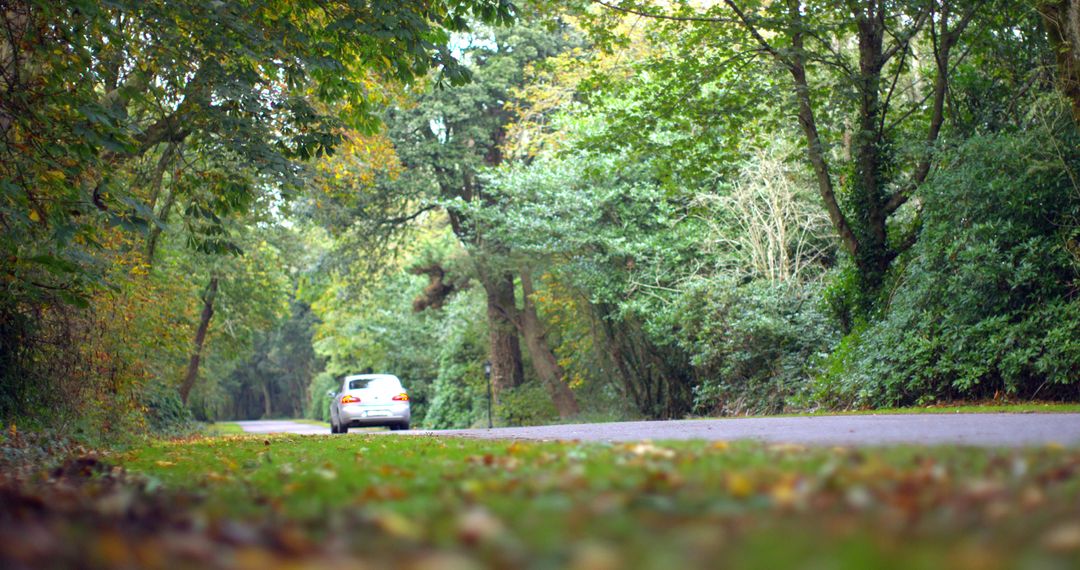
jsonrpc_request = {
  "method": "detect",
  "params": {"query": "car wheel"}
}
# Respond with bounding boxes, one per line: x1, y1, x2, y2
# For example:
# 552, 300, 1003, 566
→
339, 422, 349, 434
330, 419, 339, 434
390, 422, 409, 431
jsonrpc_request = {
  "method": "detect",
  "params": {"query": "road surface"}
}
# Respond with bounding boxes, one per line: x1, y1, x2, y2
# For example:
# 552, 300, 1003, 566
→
236, 414, 1080, 447
234, 420, 328, 435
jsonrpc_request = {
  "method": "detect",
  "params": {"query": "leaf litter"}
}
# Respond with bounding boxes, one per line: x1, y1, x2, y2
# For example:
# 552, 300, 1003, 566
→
1, 431, 1079, 569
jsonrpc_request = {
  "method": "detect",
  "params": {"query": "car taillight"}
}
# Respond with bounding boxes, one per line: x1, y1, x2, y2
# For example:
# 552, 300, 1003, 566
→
392, 393, 409, 401
341, 395, 361, 404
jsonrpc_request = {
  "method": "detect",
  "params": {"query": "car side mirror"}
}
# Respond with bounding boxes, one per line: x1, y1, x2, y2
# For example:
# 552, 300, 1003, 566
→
326, 390, 336, 399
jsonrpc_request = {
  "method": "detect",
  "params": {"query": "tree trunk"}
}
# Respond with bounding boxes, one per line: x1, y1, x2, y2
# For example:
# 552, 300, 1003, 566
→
0, 1, 31, 140
145, 143, 180, 264
783, 0, 859, 260
1041, 0, 1080, 120
261, 381, 272, 418
851, 6, 891, 286
179, 277, 218, 404
518, 269, 579, 419
447, 207, 526, 403
591, 303, 692, 419
481, 271, 525, 400
145, 189, 176, 264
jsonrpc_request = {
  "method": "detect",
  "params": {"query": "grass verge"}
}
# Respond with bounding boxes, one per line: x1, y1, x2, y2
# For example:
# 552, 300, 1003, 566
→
104, 435, 1080, 568
836, 402, 1080, 415
692, 402, 1080, 420
202, 422, 243, 435
5, 433, 1079, 568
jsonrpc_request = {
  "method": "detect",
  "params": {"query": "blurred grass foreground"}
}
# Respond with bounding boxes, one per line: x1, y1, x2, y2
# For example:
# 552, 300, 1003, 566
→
2, 432, 1080, 569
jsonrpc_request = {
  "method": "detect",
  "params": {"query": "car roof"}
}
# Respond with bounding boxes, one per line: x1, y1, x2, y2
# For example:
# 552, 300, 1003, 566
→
343, 374, 400, 382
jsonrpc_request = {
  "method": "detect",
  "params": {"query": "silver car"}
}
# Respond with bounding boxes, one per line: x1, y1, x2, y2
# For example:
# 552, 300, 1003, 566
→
329, 374, 411, 433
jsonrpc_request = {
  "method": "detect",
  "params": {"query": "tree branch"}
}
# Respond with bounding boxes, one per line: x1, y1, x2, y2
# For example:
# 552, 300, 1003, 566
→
590, 0, 736, 24
379, 203, 438, 227
784, 0, 859, 257
723, 0, 790, 66
885, 1, 980, 216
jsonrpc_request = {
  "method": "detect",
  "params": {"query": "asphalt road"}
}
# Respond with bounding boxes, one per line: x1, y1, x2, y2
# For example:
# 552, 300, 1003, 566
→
234, 420, 328, 436
236, 414, 1080, 447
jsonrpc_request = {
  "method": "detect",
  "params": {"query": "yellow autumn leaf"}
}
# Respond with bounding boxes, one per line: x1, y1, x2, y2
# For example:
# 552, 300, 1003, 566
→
374, 511, 421, 539
726, 473, 754, 498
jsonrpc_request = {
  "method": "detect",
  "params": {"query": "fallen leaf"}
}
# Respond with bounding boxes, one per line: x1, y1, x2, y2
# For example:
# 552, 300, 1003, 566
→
375, 512, 422, 540
628, 443, 675, 459
457, 507, 503, 546
726, 473, 754, 498
569, 541, 622, 570
1042, 522, 1080, 552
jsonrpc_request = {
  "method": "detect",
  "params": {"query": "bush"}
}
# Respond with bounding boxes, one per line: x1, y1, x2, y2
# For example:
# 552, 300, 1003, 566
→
142, 384, 195, 437
497, 382, 558, 426
816, 120, 1080, 406
306, 371, 340, 422
674, 279, 837, 415
421, 289, 490, 429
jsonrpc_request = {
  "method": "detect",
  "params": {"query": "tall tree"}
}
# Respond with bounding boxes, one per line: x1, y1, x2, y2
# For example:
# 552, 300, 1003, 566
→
0, 0, 516, 423
179, 276, 218, 404
2, 0, 514, 289
588, 0, 1006, 315
332, 20, 582, 411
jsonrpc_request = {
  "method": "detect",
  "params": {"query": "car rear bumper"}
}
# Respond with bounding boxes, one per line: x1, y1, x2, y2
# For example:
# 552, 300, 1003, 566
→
340, 403, 410, 425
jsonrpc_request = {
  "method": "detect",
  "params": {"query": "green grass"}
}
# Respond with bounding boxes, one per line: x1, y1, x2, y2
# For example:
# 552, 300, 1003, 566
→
202, 422, 243, 435
119, 434, 1080, 568
693, 402, 1080, 420
837, 402, 1080, 415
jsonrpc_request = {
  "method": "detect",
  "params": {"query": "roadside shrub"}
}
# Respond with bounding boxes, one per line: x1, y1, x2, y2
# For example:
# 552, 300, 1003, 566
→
423, 358, 487, 429
306, 371, 340, 422
142, 384, 194, 437
1, 295, 154, 444
422, 289, 490, 429
818, 121, 1080, 406
675, 279, 837, 415
497, 382, 558, 426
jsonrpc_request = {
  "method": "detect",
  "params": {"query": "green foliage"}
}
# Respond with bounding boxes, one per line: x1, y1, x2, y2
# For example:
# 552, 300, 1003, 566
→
676, 280, 837, 416
5, 0, 1080, 437
817, 113, 1080, 406
141, 384, 195, 437
497, 382, 558, 426
108, 434, 1080, 568
307, 371, 341, 423
218, 300, 323, 421
468, 130, 839, 417
0, 0, 518, 432
423, 288, 491, 429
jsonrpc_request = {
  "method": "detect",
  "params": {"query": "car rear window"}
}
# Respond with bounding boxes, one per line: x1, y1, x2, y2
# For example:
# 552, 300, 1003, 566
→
347, 377, 399, 390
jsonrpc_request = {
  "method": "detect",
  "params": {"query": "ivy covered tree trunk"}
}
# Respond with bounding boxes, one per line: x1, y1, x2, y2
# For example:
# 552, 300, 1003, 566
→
481, 272, 525, 400
179, 276, 218, 404
1040, 0, 1080, 120
518, 270, 579, 419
